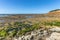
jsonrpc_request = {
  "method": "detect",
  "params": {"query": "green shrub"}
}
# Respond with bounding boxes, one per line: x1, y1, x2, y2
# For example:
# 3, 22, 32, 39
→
0, 30, 7, 37
44, 21, 60, 26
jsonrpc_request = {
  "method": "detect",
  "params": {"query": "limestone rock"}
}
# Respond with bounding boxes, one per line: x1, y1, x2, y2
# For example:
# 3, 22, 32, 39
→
46, 32, 60, 40
49, 27, 60, 32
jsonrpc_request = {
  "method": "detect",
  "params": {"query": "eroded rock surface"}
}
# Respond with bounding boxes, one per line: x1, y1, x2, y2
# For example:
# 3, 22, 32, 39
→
46, 32, 60, 40
13, 28, 49, 40
14, 27, 60, 40
2, 27, 60, 40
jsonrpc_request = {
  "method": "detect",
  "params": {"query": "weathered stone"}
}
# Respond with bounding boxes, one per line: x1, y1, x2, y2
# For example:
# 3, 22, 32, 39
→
49, 27, 60, 32
46, 32, 60, 40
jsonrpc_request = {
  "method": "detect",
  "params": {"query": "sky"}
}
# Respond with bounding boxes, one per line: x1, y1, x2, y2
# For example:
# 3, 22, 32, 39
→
0, 0, 60, 14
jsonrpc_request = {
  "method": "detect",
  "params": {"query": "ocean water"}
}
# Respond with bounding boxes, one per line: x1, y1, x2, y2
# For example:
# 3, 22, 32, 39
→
0, 14, 9, 17
0, 14, 10, 23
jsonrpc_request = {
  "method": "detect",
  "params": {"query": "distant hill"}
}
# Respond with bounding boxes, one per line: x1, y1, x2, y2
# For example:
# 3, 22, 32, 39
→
48, 9, 60, 15
44, 9, 60, 17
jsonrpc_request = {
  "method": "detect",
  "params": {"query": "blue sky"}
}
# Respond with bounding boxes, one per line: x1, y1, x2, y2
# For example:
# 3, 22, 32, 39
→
0, 0, 60, 14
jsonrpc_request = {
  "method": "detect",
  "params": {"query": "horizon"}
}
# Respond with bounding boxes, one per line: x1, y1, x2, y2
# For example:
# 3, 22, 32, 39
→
0, 0, 60, 14
0, 13, 47, 15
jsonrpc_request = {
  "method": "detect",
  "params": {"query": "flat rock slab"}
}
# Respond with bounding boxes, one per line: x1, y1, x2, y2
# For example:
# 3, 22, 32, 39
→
49, 27, 60, 32
46, 32, 60, 40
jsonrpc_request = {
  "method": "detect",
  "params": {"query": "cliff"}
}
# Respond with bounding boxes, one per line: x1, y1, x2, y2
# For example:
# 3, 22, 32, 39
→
48, 9, 60, 15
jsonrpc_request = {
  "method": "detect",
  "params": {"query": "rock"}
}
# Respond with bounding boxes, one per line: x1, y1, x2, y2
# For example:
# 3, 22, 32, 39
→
49, 27, 60, 32
4, 27, 60, 40
12, 29, 48, 40
46, 32, 60, 40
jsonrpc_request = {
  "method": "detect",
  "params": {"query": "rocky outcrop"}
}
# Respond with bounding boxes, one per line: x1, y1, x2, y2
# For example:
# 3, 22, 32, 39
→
1, 27, 60, 40
46, 32, 60, 40
12, 28, 49, 40
49, 27, 60, 32
46, 27, 60, 40
12, 27, 60, 40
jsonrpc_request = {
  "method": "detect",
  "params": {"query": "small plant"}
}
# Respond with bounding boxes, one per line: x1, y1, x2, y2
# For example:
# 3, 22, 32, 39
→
44, 21, 60, 26
0, 30, 7, 37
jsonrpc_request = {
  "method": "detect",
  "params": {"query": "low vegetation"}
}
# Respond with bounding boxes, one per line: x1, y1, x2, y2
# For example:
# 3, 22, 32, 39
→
0, 20, 60, 39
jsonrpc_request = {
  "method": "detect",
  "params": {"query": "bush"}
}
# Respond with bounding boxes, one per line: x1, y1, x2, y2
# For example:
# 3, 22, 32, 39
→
44, 21, 60, 26
0, 30, 7, 37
